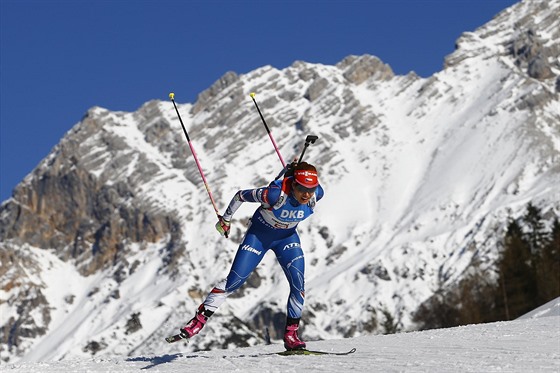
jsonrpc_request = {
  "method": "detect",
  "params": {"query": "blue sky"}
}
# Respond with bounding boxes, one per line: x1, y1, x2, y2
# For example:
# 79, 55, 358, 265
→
0, 0, 518, 202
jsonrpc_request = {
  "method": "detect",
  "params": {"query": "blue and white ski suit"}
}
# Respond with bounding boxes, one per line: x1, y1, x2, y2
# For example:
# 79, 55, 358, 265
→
203, 176, 324, 319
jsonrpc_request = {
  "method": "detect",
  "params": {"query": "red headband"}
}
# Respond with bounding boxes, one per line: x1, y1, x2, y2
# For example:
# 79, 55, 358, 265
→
294, 169, 319, 188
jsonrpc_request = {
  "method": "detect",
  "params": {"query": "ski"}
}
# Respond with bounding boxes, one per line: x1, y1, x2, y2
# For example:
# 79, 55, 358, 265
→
165, 333, 186, 343
223, 347, 357, 358
276, 347, 356, 356
165, 331, 355, 356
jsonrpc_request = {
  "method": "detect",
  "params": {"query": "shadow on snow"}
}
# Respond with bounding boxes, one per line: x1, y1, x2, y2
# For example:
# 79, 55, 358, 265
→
126, 353, 209, 369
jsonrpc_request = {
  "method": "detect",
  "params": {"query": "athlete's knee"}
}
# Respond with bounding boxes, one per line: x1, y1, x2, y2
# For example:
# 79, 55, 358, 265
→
224, 270, 248, 292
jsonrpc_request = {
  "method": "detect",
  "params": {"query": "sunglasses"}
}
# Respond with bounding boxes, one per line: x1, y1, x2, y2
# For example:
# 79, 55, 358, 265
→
294, 182, 317, 194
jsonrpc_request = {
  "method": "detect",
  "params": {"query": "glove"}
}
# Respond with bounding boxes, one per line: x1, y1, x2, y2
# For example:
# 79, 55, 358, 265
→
215, 215, 231, 237
284, 160, 298, 178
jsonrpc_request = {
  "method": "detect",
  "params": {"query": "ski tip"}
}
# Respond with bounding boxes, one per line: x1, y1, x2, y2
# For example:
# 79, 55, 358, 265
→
250, 92, 256, 98
169, 92, 175, 100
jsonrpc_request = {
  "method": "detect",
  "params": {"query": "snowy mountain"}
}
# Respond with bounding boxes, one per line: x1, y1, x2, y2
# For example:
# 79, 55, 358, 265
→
1, 0, 559, 363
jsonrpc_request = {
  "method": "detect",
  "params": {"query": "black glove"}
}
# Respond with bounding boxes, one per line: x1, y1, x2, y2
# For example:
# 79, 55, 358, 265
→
284, 160, 298, 178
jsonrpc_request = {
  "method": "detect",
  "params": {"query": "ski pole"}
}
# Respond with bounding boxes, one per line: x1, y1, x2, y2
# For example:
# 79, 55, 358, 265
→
250, 92, 286, 168
169, 93, 227, 237
274, 135, 319, 180
297, 135, 319, 164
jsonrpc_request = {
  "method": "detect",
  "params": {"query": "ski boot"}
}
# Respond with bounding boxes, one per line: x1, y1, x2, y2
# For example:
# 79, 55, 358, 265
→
283, 317, 306, 350
180, 305, 213, 339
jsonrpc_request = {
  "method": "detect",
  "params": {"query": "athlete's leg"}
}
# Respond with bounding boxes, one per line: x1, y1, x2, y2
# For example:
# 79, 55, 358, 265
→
202, 230, 267, 313
273, 233, 305, 319
181, 229, 269, 337
273, 233, 306, 349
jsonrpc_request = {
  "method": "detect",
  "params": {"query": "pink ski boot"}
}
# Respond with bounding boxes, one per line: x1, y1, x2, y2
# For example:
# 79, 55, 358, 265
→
180, 305, 213, 339
283, 320, 306, 350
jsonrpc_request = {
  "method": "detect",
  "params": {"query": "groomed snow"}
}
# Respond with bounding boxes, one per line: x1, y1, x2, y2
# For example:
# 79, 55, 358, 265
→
3, 312, 559, 372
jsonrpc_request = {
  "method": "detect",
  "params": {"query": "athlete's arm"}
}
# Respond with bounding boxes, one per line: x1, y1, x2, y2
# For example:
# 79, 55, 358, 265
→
221, 184, 281, 221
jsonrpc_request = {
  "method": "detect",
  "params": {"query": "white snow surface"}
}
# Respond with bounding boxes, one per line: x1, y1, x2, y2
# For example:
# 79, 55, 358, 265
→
518, 297, 560, 320
4, 313, 559, 372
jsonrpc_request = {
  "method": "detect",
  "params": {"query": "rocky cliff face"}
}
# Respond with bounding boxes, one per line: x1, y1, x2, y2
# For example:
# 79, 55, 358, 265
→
1, 0, 559, 363
1, 105, 188, 276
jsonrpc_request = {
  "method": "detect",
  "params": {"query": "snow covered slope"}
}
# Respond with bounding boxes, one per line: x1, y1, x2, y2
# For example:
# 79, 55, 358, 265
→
5, 315, 560, 372
1, 0, 559, 363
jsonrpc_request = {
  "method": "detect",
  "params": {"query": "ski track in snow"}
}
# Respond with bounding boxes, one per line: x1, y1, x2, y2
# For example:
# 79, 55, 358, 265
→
3, 314, 559, 373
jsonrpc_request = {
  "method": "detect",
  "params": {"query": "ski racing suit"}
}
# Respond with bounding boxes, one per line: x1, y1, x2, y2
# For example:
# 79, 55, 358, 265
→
202, 176, 324, 319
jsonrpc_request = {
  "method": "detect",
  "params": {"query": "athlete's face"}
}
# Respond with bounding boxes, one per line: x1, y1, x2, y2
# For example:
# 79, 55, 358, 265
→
292, 182, 316, 204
